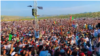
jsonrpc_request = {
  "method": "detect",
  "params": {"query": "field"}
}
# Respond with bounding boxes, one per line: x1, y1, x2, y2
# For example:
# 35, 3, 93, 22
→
1, 11, 100, 21
1, 16, 34, 21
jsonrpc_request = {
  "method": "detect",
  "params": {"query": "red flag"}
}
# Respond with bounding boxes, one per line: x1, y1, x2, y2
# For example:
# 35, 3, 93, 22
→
70, 16, 72, 21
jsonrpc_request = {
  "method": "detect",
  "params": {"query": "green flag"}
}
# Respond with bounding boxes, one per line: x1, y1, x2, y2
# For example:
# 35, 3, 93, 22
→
9, 34, 12, 41
71, 17, 74, 21
54, 21, 56, 24
70, 16, 74, 21
55, 21, 56, 24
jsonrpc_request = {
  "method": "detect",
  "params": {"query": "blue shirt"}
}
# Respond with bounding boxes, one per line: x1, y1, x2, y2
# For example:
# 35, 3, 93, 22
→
34, 30, 39, 38
98, 29, 100, 33
94, 30, 98, 37
76, 36, 79, 40
89, 25, 93, 30
72, 24, 75, 28
39, 50, 50, 56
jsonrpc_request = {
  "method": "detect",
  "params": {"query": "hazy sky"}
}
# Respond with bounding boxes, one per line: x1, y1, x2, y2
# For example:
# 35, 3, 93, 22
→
1, 1, 100, 17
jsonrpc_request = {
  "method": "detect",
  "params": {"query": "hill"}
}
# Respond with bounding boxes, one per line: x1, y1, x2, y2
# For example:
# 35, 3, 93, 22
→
1, 16, 33, 21
1, 11, 100, 21
39, 11, 100, 19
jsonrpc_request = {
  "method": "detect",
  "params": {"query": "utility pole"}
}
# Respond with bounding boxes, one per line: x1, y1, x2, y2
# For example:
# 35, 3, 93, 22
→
28, 0, 43, 38
28, 0, 43, 30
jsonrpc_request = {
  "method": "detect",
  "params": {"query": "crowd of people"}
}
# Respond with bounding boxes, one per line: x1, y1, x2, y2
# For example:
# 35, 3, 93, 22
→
1, 18, 100, 56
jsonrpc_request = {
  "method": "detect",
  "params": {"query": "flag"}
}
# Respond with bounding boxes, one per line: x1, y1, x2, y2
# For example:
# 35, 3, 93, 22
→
38, 6, 43, 9
54, 21, 56, 24
70, 16, 72, 21
9, 34, 12, 41
70, 16, 74, 21
72, 17, 74, 21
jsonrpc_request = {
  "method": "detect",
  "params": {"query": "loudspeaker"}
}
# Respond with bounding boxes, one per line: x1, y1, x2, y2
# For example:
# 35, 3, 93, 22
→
32, 9, 37, 16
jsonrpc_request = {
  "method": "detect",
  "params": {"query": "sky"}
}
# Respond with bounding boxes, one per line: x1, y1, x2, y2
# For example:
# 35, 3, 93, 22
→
1, 1, 100, 17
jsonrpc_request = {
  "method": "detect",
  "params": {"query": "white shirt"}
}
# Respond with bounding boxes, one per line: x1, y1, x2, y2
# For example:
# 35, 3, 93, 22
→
76, 23, 78, 27
19, 44, 23, 47
71, 40, 75, 45
85, 37, 89, 42
7, 44, 11, 49
11, 52, 16, 56
4, 45, 7, 49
